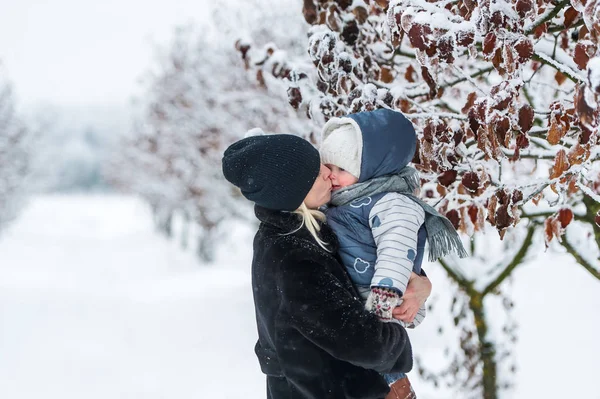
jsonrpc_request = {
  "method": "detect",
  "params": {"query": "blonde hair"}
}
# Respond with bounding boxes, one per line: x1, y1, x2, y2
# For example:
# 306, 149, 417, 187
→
289, 203, 331, 252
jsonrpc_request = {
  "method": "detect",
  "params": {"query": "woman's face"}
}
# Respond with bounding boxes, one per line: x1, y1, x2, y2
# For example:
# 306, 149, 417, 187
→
304, 164, 332, 209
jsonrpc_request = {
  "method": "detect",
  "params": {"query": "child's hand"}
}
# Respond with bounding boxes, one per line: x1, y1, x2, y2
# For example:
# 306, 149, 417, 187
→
365, 287, 401, 321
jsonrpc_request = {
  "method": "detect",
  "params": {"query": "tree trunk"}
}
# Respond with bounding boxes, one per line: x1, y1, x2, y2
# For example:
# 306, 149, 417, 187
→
197, 228, 215, 263
180, 211, 190, 250
469, 293, 497, 399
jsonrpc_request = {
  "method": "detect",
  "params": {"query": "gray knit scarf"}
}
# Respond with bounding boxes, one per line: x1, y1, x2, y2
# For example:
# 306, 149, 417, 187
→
329, 166, 468, 261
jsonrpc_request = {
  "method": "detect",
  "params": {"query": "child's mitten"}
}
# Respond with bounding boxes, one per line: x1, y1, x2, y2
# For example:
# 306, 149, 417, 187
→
365, 287, 401, 322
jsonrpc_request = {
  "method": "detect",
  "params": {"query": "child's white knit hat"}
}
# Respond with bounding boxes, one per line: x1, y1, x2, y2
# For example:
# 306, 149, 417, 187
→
319, 118, 363, 179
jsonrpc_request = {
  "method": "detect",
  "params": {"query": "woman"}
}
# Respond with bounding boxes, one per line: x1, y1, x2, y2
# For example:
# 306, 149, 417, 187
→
222, 133, 431, 399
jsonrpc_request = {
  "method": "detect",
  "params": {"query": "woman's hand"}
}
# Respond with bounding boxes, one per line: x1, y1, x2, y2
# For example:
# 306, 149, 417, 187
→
392, 272, 432, 324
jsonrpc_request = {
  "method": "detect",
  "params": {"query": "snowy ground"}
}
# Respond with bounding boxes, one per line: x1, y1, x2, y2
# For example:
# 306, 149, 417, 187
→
0, 195, 598, 399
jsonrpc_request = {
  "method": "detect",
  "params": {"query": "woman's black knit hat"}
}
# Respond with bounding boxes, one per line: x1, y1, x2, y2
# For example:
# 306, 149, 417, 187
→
222, 134, 321, 211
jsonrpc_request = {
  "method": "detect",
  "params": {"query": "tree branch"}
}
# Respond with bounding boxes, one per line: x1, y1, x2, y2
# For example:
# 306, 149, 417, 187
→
438, 257, 471, 289
547, 19, 584, 33
393, 47, 417, 59
407, 66, 495, 98
482, 225, 536, 296
521, 211, 587, 223
406, 112, 468, 120
524, 0, 571, 35
532, 51, 584, 84
562, 236, 600, 280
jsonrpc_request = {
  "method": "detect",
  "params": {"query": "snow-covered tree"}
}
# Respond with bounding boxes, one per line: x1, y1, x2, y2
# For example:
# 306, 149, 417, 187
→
108, 0, 312, 261
0, 66, 31, 234
239, 1, 600, 397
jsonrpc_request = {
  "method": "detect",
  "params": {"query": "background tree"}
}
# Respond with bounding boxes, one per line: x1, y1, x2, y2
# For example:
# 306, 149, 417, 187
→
108, 0, 313, 261
239, 1, 600, 397
0, 64, 32, 234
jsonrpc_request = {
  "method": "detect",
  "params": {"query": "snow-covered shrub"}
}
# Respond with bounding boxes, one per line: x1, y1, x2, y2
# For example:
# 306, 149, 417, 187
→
240, 1, 600, 396
108, 0, 313, 262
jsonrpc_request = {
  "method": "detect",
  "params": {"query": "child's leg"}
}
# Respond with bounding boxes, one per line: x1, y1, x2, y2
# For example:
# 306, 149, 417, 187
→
385, 375, 417, 399
384, 372, 406, 385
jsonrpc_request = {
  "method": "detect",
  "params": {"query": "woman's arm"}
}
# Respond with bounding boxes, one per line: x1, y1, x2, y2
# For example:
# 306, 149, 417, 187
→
278, 256, 413, 374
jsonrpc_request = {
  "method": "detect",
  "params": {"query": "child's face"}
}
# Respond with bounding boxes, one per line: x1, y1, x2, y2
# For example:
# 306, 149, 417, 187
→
326, 164, 358, 191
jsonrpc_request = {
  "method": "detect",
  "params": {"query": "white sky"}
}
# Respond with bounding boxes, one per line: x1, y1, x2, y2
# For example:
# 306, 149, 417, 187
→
0, 0, 211, 109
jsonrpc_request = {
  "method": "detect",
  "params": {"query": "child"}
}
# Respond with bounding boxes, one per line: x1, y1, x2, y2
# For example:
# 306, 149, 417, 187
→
320, 108, 468, 326
320, 108, 468, 392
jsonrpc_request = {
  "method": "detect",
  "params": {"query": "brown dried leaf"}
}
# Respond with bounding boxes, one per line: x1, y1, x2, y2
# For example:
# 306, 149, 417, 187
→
574, 42, 592, 70
547, 118, 565, 145
380, 66, 394, 83
438, 35, 455, 63
408, 24, 432, 51
483, 32, 497, 55
492, 47, 506, 75
495, 205, 513, 230
468, 204, 479, 225
555, 71, 567, 86
288, 87, 303, 109
318, 10, 326, 25
437, 183, 448, 197
397, 98, 412, 113
514, 38, 534, 64
550, 149, 570, 179
438, 170, 458, 187
532, 192, 543, 206
446, 209, 461, 230
565, 177, 577, 195
575, 86, 597, 129
544, 217, 554, 247
512, 189, 524, 203
404, 65, 416, 83
456, 31, 475, 47
558, 208, 574, 228
487, 195, 498, 225
352, 6, 369, 24
421, 66, 437, 99
518, 104, 534, 132
504, 43, 516, 75
496, 188, 509, 206
477, 126, 493, 160
567, 143, 589, 165
516, 0, 534, 18
564, 7, 579, 28
493, 115, 511, 147
326, 5, 341, 32
302, 0, 318, 24
341, 20, 359, 45
462, 92, 478, 114
534, 23, 548, 39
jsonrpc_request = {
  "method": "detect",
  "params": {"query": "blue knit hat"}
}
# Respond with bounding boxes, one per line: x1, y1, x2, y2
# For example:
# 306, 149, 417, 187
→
222, 134, 321, 211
